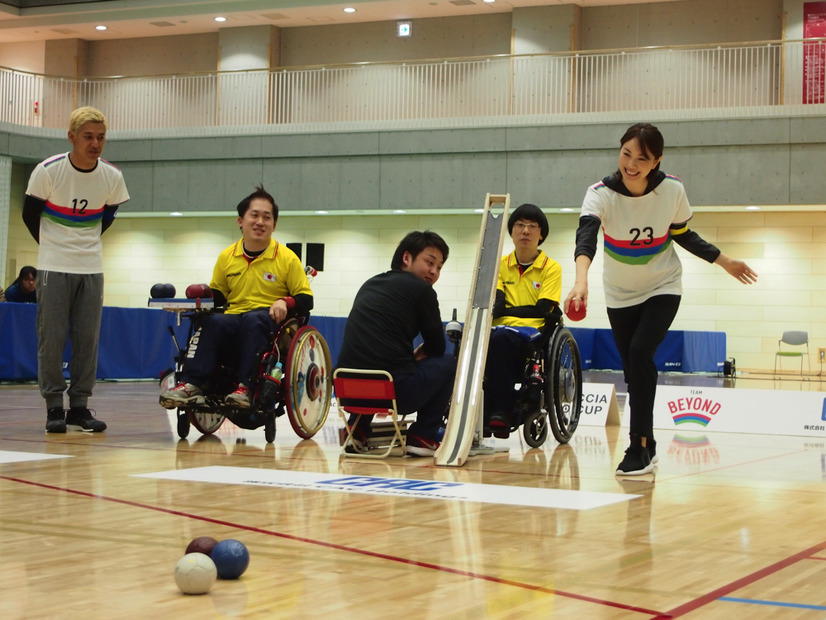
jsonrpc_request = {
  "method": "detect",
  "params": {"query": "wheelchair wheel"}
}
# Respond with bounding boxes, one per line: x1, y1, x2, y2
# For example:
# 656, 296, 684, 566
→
188, 409, 226, 435
523, 409, 549, 448
284, 326, 332, 439
264, 414, 276, 443
546, 327, 583, 444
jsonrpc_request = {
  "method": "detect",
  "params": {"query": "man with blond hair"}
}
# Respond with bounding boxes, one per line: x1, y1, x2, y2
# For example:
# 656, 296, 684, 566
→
23, 106, 130, 433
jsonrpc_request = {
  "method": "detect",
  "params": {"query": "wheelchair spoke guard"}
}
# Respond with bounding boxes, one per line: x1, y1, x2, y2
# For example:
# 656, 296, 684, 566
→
187, 409, 226, 435
284, 326, 332, 439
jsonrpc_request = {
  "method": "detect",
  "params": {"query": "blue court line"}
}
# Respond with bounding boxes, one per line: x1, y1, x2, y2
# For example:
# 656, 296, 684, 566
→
721, 597, 826, 611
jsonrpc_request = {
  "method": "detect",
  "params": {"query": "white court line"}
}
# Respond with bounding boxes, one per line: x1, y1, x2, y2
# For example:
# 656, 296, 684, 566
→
135, 466, 637, 511
0, 450, 72, 464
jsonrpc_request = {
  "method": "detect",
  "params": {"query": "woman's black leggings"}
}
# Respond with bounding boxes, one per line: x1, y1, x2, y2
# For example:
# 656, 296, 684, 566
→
607, 294, 681, 438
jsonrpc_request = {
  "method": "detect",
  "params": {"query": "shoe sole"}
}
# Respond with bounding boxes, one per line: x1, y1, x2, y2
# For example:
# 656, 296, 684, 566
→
45, 426, 67, 434
66, 423, 106, 433
406, 446, 436, 457
344, 444, 368, 454
615, 463, 655, 476
159, 395, 204, 409
224, 399, 251, 408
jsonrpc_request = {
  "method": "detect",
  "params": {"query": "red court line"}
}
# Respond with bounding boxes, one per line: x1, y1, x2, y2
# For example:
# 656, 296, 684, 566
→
656, 539, 826, 618
0, 473, 660, 617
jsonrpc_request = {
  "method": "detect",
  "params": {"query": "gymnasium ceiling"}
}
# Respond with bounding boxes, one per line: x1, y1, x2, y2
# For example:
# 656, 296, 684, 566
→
0, 0, 683, 44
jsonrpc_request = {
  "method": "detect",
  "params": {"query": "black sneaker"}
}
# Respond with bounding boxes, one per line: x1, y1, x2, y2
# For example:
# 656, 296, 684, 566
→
45, 407, 66, 434
647, 437, 659, 464
615, 440, 653, 476
343, 427, 370, 454
66, 407, 107, 433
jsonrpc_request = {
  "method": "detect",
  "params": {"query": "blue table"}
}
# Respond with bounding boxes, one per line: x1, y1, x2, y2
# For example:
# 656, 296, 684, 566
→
0, 303, 188, 381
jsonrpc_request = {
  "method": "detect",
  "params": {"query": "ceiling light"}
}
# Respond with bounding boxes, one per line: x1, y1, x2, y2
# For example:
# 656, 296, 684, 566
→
169, 212, 183, 217
95, 25, 107, 31
745, 206, 761, 211
483, 0, 496, 3
214, 16, 227, 23
343, 7, 356, 13
315, 210, 329, 215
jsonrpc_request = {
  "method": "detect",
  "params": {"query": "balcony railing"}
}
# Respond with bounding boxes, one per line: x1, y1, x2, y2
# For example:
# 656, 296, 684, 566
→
1, 38, 824, 135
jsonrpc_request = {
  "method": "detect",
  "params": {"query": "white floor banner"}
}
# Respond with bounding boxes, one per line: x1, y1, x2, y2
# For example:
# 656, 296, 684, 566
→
135, 466, 636, 510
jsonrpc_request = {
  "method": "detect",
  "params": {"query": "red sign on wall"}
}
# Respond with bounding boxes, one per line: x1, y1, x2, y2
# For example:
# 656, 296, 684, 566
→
804, 2, 826, 103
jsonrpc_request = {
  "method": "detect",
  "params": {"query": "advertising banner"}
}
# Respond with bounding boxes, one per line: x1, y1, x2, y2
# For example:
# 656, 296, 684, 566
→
651, 385, 826, 438
803, 2, 826, 103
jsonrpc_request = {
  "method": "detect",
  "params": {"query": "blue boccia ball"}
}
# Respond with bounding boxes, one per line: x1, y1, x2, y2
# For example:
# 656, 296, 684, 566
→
210, 539, 250, 579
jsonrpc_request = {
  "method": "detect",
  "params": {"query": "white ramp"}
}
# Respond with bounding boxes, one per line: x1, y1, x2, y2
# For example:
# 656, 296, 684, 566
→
435, 194, 510, 467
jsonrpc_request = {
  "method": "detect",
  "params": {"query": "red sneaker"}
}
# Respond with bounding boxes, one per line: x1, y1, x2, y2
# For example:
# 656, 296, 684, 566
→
405, 434, 440, 457
225, 384, 251, 408
159, 382, 204, 409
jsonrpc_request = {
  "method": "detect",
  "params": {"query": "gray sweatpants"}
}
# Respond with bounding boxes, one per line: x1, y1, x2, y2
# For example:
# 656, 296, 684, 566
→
36, 271, 104, 410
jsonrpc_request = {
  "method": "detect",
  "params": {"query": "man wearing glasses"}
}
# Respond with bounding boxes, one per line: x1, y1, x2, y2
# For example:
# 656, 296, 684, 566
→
484, 203, 562, 436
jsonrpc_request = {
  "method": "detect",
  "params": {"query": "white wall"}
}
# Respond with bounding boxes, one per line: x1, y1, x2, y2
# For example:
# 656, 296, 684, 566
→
280, 13, 512, 67
581, 0, 783, 50
86, 33, 219, 76
7, 204, 825, 372
0, 40, 45, 73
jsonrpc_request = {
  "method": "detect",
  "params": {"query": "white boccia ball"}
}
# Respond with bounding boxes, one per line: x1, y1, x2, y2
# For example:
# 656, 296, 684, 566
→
174, 552, 218, 595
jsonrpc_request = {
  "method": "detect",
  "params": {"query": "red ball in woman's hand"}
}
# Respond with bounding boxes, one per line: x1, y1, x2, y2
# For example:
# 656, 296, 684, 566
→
565, 301, 586, 322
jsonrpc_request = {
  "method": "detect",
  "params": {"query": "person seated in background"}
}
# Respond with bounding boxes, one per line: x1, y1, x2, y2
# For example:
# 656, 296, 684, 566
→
159, 185, 313, 410
4, 266, 38, 303
336, 230, 456, 457
484, 204, 562, 436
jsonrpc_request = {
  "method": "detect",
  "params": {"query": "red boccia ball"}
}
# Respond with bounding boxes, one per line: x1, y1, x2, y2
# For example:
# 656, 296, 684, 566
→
186, 536, 218, 556
565, 301, 586, 322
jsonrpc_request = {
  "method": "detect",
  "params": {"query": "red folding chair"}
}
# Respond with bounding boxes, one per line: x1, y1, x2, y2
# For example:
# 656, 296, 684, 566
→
334, 368, 406, 458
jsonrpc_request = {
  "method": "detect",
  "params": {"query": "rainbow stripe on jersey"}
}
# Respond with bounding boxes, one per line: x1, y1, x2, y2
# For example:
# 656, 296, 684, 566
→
603, 229, 672, 265
39, 154, 109, 228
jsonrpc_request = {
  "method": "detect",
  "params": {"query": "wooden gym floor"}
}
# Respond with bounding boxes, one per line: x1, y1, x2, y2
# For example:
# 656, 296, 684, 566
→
1, 371, 825, 619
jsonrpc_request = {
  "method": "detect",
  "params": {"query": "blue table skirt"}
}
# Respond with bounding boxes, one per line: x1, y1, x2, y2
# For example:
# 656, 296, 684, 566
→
300, 318, 726, 374
565, 326, 726, 373
0, 303, 189, 381
0, 306, 725, 381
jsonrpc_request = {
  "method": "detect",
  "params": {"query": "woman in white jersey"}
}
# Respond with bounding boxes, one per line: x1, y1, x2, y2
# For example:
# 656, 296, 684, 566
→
564, 123, 757, 476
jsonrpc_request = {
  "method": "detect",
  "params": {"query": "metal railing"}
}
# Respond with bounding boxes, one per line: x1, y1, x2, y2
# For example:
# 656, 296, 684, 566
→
1, 38, 824, 135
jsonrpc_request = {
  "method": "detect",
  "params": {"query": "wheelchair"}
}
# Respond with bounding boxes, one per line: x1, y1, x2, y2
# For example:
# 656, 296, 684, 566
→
483, 312, 583, 447
160, 310, 333, 444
